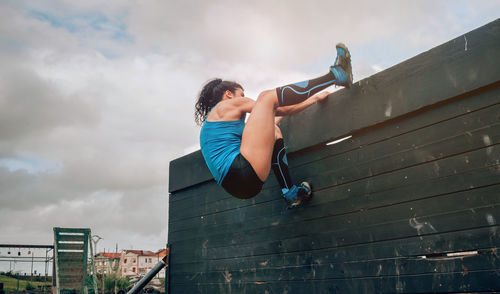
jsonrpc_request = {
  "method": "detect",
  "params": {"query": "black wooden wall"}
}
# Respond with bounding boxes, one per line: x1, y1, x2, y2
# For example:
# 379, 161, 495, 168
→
168, 19, 500, 293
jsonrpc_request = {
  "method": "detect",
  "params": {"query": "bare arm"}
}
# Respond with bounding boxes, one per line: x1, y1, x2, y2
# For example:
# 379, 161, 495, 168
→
234, 91, 330, 124
275, 91, 330, 117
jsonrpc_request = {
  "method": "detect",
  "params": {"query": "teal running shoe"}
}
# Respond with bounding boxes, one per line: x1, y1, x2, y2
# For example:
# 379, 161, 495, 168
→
330, 43, 353, 88
284, 182, 312, 209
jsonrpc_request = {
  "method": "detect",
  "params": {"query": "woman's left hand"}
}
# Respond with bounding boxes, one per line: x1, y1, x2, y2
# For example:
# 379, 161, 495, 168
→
314, 91, 330, 102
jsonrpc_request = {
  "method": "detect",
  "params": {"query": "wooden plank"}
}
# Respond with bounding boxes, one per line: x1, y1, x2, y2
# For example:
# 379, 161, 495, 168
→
169, 150, 212, 193
58, 278, 83, 286
58, 280, 83, 286
54, 227, 90, 234
167, 19, 500, 193
57, 252, 85, 261
169, 103, 500, 221
57, 261, 84, 269
56, 243, 85, 251
58, 269, 84, 276
58, 269, 84, 277
169, 181, 251, 220
55, 235, 87, 242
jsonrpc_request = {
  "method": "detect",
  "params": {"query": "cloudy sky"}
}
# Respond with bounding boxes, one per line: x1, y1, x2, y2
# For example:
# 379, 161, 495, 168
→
0, 0, 498, 273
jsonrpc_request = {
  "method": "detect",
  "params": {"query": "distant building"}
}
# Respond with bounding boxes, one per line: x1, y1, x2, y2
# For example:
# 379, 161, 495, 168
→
118, 250, 156, 278
94, 252, 121, 275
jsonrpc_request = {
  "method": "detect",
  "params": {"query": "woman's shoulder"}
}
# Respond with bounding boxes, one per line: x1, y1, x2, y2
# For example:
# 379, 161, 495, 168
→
224, 98, 255, 117
207, 100, 246, 121
230, 97, 255, 114
216, 97, 253, 108
232, 97, 255, 105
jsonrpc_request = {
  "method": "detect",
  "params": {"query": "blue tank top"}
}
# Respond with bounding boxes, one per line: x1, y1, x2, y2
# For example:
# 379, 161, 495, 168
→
200, 118, 245, 184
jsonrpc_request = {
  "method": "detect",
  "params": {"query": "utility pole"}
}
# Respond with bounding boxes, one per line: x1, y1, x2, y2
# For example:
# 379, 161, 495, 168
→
91, 235, 103, 293
102, 249, 105, 293
91, 235, 103, 256
114, 244, 118, 294
31, 250, 34, 282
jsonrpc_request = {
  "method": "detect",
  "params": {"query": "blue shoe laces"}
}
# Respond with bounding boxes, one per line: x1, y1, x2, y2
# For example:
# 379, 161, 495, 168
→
330, 66, 347, 84
284, 185, 299, 203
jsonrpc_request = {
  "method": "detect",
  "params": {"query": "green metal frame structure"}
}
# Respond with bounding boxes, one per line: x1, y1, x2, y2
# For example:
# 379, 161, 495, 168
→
53, 228, 98, 294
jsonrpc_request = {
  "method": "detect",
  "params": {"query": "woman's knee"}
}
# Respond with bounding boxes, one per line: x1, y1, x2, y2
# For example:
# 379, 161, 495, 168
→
257, 89, 278, 107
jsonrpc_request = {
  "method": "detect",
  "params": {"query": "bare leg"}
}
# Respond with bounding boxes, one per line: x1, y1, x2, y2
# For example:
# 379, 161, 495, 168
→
240, 90, 279, 182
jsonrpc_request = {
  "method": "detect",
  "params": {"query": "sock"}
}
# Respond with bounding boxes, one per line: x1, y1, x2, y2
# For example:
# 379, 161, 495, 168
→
271, 139, 295, 195
275, 46, 348, 107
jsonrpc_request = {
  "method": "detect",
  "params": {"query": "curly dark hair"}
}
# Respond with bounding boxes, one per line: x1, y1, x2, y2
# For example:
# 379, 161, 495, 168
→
194, 78, 243, 126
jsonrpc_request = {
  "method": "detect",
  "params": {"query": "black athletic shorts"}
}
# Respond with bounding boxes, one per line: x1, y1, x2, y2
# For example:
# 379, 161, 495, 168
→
221, 154, 264, 199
